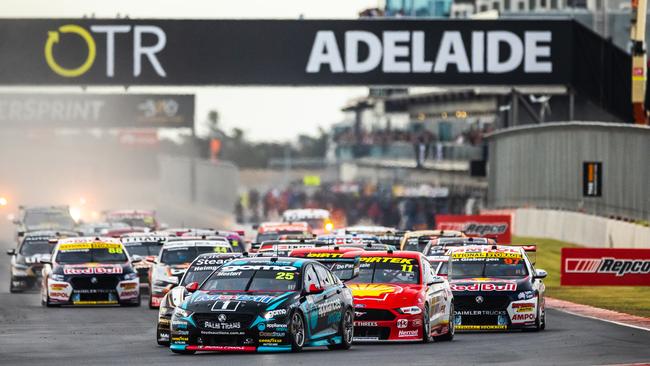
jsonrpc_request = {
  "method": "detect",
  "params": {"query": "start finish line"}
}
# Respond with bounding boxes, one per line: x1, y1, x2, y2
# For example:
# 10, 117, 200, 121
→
0, 19, 573, 86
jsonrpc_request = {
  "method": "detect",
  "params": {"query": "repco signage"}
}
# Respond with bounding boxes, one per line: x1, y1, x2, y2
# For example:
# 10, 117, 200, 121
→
436, 214, 512, 244
561, 248, 650, 286
0, 19, 573, 85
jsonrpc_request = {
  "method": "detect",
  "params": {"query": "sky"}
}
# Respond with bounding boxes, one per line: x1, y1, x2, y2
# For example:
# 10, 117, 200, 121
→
1, 0, 379, 141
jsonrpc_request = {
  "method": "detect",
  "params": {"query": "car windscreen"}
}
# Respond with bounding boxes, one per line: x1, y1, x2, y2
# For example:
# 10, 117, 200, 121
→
55, 243, 127, 264
24, 212, 75, 229
436, 261, 449, 275
403, 237, 432, 253
182, 268, 216, 286
161, 246, 230, 265
450, 253, 528, 279
348, 257, 419, 284
123, 242, 162, 256
201, 264, 301, 292
303, 218, 324, 229
20, 239, 56, 256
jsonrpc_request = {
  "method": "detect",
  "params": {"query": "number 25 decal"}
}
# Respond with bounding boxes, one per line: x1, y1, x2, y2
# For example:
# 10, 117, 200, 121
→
276, 272, 294, 280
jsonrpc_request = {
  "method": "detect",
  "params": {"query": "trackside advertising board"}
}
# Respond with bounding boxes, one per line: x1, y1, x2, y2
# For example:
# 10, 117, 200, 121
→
436, 214, 511, 244
561, 248, 650, 286
0, 19, 572, 86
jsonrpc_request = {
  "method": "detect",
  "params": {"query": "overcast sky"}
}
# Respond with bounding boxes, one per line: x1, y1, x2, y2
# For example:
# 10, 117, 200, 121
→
2, 0, 378, 141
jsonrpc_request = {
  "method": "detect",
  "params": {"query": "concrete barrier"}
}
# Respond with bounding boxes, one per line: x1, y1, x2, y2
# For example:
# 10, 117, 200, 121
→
513, 208, 650, 248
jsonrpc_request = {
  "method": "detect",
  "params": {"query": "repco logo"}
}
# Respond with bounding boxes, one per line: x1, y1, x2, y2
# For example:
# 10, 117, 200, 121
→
44, 24, 167, 78
464, 223, 508, 236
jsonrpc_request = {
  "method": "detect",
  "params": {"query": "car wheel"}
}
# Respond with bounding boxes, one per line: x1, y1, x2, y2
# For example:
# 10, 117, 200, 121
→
9, 281, 20, 293
148, 295, 155, 309
421, 305, 432, 343
328, 308, 353, 350
537, 299, 546, 331
434, 302, 454, 342
289, 311, 306, 352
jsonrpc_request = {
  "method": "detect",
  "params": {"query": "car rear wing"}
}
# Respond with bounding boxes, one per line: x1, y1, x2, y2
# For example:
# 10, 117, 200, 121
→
508, 244, 537, 264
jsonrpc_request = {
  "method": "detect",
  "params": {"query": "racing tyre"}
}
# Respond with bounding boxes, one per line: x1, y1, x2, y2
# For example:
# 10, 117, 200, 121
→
535, 300, 546, 331
434, 303, 454, 342
289, 310, 306, 352
328, 308, 353, 350
421, 305, 432, 343
9, 281, 21, 293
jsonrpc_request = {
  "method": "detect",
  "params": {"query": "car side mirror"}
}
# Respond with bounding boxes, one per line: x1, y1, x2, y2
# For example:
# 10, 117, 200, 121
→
185, 282, 199, 292
17, 231, 25, 237
6, 248, 15, 256
131, 255, 143, 263
39, 259, 52, 265
145, 257, 158, 264
534, 269, 547, 279
307, 284, 324, 295
428, 276, 445, 285
251, 224, 259, 230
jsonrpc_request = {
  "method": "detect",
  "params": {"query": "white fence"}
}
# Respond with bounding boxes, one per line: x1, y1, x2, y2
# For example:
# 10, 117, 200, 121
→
513, 208, 650, 248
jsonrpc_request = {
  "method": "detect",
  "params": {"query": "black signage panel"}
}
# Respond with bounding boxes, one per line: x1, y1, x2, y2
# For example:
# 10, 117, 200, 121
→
0, 94, 194, 128
0, 19, 573, 86
583, 161, 602, 197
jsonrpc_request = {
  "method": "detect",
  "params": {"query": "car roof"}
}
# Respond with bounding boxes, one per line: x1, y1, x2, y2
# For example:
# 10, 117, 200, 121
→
162, 238, 230, 248
259, 222, 310, 233
226, 256, 312, 266
282, 208, 330, 219
57, 236, 122, 245
289, 246, 363, 256
359, 250, 422, 259
448, 244, 524, 254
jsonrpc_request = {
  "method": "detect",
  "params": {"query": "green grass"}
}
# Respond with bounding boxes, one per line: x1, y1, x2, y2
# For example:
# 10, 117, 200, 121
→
515, 236, 650, 318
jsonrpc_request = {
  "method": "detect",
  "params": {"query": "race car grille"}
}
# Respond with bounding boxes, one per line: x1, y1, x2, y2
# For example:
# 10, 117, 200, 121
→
354, 326, 391, 340
198, 334, 245, 347
70, 276, 119, 290
355, 309, 396, 321
459, 315, 499, 325
75, 291, 116, 302
454, 295, 511, 311
193, 313, 256, 330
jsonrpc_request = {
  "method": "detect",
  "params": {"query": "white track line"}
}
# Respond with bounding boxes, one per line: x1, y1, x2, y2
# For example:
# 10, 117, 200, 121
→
550, 307, 650, 332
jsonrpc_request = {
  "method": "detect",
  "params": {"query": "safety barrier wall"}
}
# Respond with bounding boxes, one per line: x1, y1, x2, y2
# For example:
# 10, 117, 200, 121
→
487, 122, 650, 221
513, 208, 650, 248
158, 155, 239, 214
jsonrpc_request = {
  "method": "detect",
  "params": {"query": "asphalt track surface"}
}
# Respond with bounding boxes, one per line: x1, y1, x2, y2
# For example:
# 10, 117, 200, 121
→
2, 228, 650, 365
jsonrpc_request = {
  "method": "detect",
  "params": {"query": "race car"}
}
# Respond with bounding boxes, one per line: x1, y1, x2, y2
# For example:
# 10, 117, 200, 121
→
169, 257, 354, 354
253, 222, 312, 251
121, 235, 167, 287
317, 234, 381, 246
7, 230, 78, 292
40, 237, 141, 306
448, 244, 547, 331
339, 226, 396, 236
148, 237, 232, 308
180, 229, 247, 253
400, 230, 466, 252
157, 252, 244, 346
423, 237, 496, 257
282, 208, 333, 235
104, 209, 159, 231
13, 205, 76, 242
256, 239, 329, 257
346, 250, 454, 342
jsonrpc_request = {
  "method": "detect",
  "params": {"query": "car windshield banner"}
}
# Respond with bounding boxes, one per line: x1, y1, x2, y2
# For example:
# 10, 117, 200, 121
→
436, 214, 511, 244
0, 19, 572, 86
561, 248, 650, 286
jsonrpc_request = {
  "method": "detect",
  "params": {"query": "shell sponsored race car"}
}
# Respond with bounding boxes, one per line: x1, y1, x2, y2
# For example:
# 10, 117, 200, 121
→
148, 237, 232, 308
7, 230, 78, 292
169, 257, 355, 354
157, 252, 244, 346
40, 237, 141, 306
448, 245, 547, 331
346, 251, 454, 343
121, 235, 166, 287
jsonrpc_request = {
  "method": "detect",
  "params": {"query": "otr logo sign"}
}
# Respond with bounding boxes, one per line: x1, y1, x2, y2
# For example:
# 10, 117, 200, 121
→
44, 24, 167, 78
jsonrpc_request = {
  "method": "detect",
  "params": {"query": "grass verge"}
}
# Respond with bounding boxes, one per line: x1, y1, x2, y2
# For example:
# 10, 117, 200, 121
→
514, 236, 650, 318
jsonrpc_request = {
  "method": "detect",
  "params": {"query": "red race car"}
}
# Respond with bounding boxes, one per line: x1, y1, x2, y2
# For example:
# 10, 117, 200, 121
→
347, 251, 455, 343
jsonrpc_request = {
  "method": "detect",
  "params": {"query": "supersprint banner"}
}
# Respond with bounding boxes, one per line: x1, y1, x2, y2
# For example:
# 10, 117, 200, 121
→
561, 248, 650, 286
436, 214, 512, 244
0, 19, 572, 86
